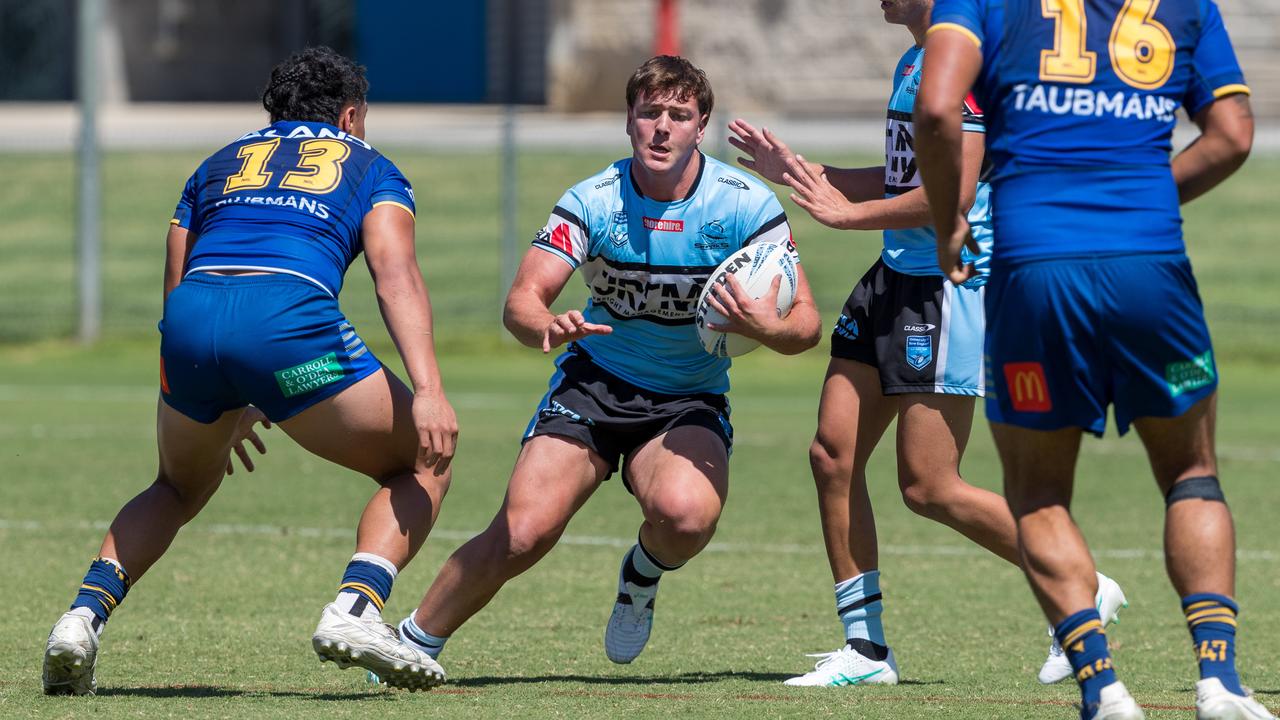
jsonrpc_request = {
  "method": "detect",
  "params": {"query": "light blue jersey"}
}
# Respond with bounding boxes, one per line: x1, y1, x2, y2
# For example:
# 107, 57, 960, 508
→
882, 46, 992, 284
533, 153, 796, 395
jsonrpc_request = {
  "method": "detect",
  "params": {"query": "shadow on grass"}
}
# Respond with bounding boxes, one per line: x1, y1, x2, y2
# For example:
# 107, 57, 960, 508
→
452, 671, 945, 689
97, 685, 379, 701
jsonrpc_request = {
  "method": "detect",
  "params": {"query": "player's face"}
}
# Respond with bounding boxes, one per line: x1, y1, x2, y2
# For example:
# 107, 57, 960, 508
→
626, 90, 707, 175
879, 0, 931, 26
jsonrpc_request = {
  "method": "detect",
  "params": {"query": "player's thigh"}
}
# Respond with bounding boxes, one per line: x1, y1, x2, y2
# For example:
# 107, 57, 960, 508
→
895, 392, 976, 486
626, 425, 729, 526
814, 357, 898, 469
990, 422, 1083, 515
155, 398, 246, 497
1131, 392, 1217, 494
277, 366, 418, 481
499, 435, 610, 546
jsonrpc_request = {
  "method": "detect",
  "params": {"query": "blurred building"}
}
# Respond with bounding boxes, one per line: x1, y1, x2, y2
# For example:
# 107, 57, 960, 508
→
0, 0, 1275, 118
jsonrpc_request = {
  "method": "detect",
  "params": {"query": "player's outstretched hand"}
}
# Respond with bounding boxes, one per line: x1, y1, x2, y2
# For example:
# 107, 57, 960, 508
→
542, 310, 612, 353
728, 119, 804, 185
226, 406, 270, 475
937, 214, 980, 285
414, 390, 458, 476
783, 154, 854, 229
705, 273, 784, 342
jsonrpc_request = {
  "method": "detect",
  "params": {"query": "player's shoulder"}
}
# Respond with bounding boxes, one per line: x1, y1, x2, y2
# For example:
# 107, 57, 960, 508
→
700, 154, 777, 206
566, 159, 628, 198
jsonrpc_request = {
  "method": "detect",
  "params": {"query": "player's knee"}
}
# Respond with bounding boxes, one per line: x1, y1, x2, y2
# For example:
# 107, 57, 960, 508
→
809, 436, 852, 487
1165, 475, 1226, 507
153, 472, 215, 521
646, 495, 721, 545
899, 481, 950, 520
500, 520, 560, 565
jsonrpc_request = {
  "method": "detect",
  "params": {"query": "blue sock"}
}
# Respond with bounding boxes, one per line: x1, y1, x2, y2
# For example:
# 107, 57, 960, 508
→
336, 553, 396, 618
399, 615, 448, 659
622, 540, 680, 588
836, 571, 887, 660
1055, 609, 1117, 719
70, 557, 130, 625
1183, 593, 1244, 695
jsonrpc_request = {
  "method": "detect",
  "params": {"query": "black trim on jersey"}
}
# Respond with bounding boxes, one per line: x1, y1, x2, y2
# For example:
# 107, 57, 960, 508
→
629, 152, 706, 201
532, 240, 581, 266
742, 212, 788, 245
584, 254, 719, 275
887, 109, 913, 123
552, 206, 589, 234
596, 300, 698, 327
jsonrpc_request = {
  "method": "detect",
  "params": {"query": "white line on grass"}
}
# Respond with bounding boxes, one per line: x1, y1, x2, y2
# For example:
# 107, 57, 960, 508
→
1, 518, 1276, 563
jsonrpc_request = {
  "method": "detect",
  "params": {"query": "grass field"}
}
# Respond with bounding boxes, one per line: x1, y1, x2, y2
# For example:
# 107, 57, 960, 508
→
1, 148, 1278, 719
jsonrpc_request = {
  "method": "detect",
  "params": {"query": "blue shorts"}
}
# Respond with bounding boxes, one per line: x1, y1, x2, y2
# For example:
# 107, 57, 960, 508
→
159, 273, 382, 423
985, 253, 1216, 436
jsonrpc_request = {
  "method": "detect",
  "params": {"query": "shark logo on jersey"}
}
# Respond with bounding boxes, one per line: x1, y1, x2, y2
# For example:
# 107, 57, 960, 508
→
834, 315, 859, 340
609, 211, 629, 247
906, 335, 932, 370
697, 220, 730, 249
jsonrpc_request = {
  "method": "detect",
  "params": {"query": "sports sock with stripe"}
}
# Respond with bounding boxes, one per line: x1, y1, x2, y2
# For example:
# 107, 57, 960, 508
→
335, 553, 396, 620
623, 540, 681, 588
1055, 608, 1116, 717
1182, 593, 1244, 695
70, 557, 130, 637
835, 571, 888, 660
399, 615, 448, 659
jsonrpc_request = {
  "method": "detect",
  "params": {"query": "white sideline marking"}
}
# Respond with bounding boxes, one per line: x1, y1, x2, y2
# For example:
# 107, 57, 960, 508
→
0, 518, 1276, 563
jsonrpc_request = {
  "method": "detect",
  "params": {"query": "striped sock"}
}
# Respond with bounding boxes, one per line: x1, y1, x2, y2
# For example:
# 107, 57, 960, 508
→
70, 557, 130, 634
1055, 608, 1116, 715
399, 615, 448, 659
836, 571, 887, 660
1183, 593, 1244, 695
335, 553, 396, 620
623, 540, 680, 588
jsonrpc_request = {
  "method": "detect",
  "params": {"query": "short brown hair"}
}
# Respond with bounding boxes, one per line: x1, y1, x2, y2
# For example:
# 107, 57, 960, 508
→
625, 56, 714, 117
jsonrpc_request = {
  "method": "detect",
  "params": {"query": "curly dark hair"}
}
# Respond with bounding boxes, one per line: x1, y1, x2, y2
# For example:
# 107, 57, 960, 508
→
261, 46, 369, 125
625, 56, 714, 117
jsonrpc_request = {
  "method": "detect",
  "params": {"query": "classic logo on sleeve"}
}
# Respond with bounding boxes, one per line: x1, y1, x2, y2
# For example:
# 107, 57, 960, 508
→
1003, 362, 1052, 412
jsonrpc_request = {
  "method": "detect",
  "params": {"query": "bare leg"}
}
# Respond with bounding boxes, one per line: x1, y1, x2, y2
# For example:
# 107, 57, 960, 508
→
627, 426, 730, 566
1131, 394, 1233, 598
281, 368, 449, 569
99, 399, 247, 579
991, 422, 1094, 625
807, 358, 897, 581
896, 394, 1020, 565
414, 435, 608, 636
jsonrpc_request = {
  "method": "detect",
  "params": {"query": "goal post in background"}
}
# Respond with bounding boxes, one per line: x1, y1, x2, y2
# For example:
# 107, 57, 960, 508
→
76, 0, 103, 345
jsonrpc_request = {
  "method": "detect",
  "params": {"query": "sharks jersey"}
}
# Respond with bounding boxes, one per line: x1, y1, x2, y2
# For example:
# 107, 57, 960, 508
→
929, 0, 1249, 265
173, 120, 416, 297
883, 45, 993, 283
533, 153, 796, 395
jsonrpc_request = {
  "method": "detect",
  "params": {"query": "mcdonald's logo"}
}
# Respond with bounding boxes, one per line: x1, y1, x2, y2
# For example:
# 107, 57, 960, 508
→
1003, 362, 1051, 412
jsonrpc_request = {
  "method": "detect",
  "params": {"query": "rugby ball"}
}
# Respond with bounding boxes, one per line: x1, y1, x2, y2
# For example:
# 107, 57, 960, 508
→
695, 242, 797, 357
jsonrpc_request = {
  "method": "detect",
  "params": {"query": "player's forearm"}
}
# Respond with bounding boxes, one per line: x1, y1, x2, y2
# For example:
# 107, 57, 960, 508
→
162, 226, 193, 302
503, 288, 557, 349
839, 189, 935, 231
758, 299, 821, 355
1174, 97, 1254, 204
822, 166, 886, 203
375, 268, 446, 395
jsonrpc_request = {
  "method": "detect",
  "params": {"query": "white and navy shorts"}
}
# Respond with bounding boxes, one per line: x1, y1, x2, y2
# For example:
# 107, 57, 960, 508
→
830, 259, 985, 396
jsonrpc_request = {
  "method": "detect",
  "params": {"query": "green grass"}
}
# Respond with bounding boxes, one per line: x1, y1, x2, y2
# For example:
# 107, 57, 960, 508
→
0, 149, 1278, 718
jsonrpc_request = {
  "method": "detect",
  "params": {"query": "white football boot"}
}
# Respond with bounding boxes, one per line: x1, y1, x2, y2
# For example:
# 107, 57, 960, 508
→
42, 611, 99, 695
1091, 681, 1146, 720
312, 603, 445, 691
605, 559, 660, 664
783, 645, 900, 687
1195, 678, 1277, 720
1040, 573, 1129, 684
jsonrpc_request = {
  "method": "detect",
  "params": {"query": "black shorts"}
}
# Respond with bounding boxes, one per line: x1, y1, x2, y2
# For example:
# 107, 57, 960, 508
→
830, 259, 986, 396
522, 345, 733, 483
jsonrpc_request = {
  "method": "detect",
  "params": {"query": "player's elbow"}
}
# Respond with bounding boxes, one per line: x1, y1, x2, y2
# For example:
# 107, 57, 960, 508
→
1221, 124, 1253, 166
913, 97, 951, 137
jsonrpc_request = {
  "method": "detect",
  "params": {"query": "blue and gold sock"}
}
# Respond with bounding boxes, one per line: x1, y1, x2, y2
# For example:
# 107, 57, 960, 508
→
1183, 593, 1244, 695
335, 553, 396, 620
836, 571, 888, 660
1055, 608, 1116, 718
70, 557, 130, 636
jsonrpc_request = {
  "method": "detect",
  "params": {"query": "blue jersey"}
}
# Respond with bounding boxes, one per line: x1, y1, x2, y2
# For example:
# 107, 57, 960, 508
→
173, 120, 416, 296
534, 153, 797, 395
882, 45, 993, 284
930, 0, 1248, 265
